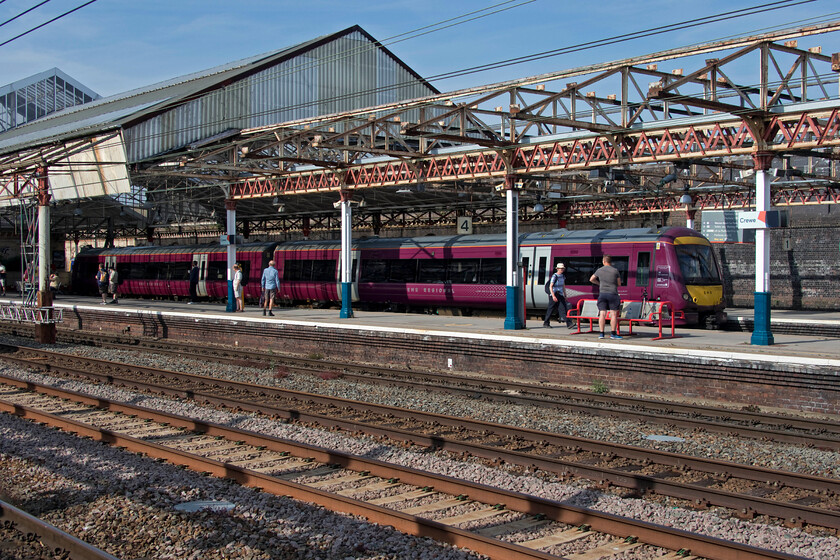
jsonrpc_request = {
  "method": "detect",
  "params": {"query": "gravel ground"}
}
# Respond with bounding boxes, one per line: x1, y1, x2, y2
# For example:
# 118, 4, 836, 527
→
0, 412, 482, 560
1, 338, 839, 559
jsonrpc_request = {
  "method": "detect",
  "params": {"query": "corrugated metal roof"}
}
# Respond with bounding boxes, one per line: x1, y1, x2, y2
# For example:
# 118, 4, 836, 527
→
0, 25, 437, 158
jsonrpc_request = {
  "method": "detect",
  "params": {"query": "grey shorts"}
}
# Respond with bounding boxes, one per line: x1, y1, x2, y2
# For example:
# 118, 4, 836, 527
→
597, 293, 621, 311
264, 288, 277, 300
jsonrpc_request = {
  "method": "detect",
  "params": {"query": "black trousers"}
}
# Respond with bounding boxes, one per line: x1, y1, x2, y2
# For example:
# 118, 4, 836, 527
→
189, 283, 198, 302
544, 294, 570, 324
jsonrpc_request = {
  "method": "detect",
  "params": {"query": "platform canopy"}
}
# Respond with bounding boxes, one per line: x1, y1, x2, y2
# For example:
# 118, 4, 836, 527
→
0, 25, 438, 235
0, 23, 839, 239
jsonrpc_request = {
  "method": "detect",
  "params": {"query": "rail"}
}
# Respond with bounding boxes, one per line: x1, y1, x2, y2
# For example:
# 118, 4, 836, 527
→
0, 498, 120, 560
0, 377, 809, 560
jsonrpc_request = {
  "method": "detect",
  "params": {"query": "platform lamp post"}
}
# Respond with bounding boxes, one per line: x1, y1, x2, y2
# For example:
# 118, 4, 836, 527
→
36, 167, 56, 344
504, 175, 525, 330
751, 151, 774, 346
339, 189, 354, 319
680, 188, 696, 230
225, 198, 237, 313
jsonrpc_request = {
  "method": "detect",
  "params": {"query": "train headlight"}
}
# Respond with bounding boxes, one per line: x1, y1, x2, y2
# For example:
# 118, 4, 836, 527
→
682, 293, 691, 302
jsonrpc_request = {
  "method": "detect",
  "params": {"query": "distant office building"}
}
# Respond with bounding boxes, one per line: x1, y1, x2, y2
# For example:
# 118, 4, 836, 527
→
0, 68, 99, 132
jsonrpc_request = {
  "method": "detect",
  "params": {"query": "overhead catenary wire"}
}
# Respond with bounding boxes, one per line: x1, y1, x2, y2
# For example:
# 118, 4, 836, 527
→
115, 1, 833, 150
0, 0, 823, 154
0, 0, 53, 29
126, 14, 838, 156
1, 2, 837, 214
0, 0, 97, 48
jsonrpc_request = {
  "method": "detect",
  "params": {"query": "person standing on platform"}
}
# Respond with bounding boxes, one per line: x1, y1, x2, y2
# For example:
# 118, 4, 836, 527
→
260, 260, 279, 317
96, 264, 109, 304
188, 261, 199, 304
49, 271, 60, 298
543, 262, 574, 328
233, 263, 244, 312
0, 263, 6, 296
108, 266, 119, 304
590, 255, 622, 340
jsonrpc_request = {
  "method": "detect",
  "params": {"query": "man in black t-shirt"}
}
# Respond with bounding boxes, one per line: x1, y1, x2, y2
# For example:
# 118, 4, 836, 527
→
590, 255, 622, 340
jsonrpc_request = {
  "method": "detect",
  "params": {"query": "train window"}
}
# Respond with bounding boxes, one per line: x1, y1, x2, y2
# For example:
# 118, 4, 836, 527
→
206, 262, 226, 281
449, 259, 480, 284
170, 262, 190, 281
675, 244, 720, 285
311, 260, 337, 282
360, 260, 387, 282
239, 262, 250, 285
635, 252, 651, 287
563, 257, 596, 285
417, 259, 447, 283
283, 260, 305, 281
537, 256, 548, 286
479, 259, 505, 284
127, 262, 148, 280
389, 260, 417, 283
611, 257, 629, 286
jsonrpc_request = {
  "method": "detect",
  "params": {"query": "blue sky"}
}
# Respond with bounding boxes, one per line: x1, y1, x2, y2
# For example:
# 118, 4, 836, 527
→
1, 0, 837, 98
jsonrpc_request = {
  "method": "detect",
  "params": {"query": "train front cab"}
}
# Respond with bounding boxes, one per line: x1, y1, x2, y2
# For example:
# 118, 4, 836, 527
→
672, 234, 726, 327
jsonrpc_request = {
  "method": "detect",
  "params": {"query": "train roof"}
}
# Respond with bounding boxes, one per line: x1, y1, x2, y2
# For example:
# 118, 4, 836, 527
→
352, 227, 703, 249
74, 228, 707, 257
76, 242, 278, 256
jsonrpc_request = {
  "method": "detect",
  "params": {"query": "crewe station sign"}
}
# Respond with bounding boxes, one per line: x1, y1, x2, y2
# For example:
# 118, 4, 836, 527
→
736, 211, 781, 229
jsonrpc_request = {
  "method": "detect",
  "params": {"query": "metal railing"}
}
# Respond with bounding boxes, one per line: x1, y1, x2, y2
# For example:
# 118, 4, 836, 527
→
0, 303, 63, 324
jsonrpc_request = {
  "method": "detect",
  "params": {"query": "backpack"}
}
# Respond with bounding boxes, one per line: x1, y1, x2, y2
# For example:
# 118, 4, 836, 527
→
544, 275, 552, 294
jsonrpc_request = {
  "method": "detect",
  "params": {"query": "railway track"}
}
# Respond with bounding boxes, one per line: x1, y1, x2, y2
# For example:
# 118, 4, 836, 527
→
3, 343, 840, 533
19, 326, 840, 451
0, 375, 811, 560
0, 498, 119, 560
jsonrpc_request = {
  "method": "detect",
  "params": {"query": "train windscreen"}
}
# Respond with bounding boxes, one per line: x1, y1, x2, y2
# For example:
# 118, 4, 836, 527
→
675, 244, 721, 285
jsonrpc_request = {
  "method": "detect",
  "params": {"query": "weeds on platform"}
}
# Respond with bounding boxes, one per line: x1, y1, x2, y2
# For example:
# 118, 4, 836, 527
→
591, 380, 609, 394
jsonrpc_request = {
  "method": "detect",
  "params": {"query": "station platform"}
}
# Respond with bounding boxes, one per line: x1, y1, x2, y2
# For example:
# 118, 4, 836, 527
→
3, 295, 839, 415
8, 295, 838, 365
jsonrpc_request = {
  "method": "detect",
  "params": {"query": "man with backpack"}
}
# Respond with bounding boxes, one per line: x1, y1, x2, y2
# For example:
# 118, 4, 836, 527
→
95, 264, 109, 304
543, 262, 574, 328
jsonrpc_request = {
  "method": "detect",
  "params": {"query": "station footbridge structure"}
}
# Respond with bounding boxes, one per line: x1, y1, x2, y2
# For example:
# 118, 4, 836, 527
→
1, 21, 839, 342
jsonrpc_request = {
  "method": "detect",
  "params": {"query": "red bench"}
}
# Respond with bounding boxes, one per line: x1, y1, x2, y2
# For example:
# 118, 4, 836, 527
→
567, 299, 684, 340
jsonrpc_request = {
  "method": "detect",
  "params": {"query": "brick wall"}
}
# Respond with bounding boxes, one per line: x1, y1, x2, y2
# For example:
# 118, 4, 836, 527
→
710, 205, 840, 310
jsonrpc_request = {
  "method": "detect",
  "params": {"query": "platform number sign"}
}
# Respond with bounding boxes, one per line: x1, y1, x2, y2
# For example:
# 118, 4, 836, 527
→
457, 216, 473, 235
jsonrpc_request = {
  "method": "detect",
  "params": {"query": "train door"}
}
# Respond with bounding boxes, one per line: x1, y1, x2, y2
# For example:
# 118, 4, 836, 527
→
104, 255, 116, 272
632, 247, 654, 301
521, 246, 553, 309
336, 248, 359, 302
192, 253, 208, 297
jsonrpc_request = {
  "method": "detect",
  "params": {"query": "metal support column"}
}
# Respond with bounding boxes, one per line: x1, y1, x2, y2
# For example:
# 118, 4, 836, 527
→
504, 176, 524, 330
339, 190, 354, 319
36, 168, 55, 344
751, 152, 774, 346
225, 198, 237, 313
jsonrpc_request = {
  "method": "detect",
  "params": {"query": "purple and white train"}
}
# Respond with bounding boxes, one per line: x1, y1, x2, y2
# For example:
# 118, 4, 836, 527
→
71, 227, 726, 326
